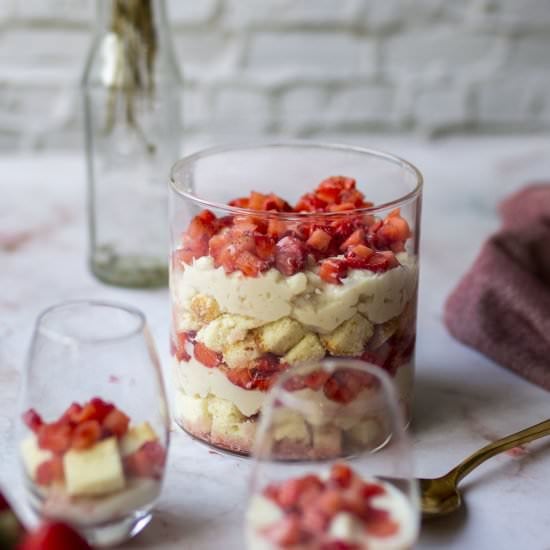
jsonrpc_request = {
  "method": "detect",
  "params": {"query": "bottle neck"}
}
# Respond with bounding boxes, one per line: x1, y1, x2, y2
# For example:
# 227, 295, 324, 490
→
94, 0, 169, 34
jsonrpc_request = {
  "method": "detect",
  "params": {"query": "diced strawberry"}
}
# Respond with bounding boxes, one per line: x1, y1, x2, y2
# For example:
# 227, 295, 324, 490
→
307, 229, 332, 252
248, 191, 269, 210
340, 229, 365, 251
304, 370, 331, 390
262, 516, 303, 547
368, 517, 399, 537
364, 251, 399, 273
170, 332, 191, 362
225, 356, 283, 391
71, 420, 101, 450
323, 371, 362, 404
277, 479, 303, 509
254, 234, 276, 260
194, 342, 221, 368
319, 258, 348, 285
263, 193, 292, 212
274, 236, 307, 276
22, 409, 43, 433
35, 457, 64, 486
327, 202, 357, 212
86, 398, 115, 423
229, 197, 250, 208
361, 482, 386, 500
102, 408, 130, 438
301, 507, 329, 533
267, 218, 289, 239
62, 403, 83, 425
234, 250, 267, 277
17, 521, 92, 550
37, 422, 72, 454
344, 244, 374, 269
317, 488, 345, 516
329, 463, 353, 489
124, 441, 166, 479
295, 193, 327, 212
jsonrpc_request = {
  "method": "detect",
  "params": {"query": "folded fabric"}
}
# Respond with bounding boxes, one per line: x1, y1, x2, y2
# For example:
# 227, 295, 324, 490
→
444, 184, 550, 391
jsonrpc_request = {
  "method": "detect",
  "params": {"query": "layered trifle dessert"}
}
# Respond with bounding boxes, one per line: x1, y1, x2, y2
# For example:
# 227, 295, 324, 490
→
171, 176, 418, 455
246, 463, 418, 549
20, 398, 166, 526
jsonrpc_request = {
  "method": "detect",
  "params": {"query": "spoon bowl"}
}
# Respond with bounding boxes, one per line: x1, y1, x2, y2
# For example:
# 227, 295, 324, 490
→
419, 418, 550, 519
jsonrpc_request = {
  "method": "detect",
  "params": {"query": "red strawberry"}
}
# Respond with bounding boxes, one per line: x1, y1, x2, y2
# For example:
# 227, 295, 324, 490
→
35, 457, 64, 486
17, 521, 91, 550
22, 410, 43, 434
274, 236, 307, 276
307, 229, 332, 252
170, 332, 191, 362
319, 258, 348, 285
124, 441, 166, 480
329, 463, 353, 489
262, 516, 303, 547
193, 342, 221, 368
71, 420, 101, 450
102, 408, 130, 438
340, 229, 365, 251
37, 422, 72, 454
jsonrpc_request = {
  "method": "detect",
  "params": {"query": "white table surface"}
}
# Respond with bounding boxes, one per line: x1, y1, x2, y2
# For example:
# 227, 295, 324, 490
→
1, 137, 549, 550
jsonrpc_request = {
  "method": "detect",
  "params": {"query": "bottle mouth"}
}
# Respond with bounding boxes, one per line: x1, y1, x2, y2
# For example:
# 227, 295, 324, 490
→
169, 141, 423, 220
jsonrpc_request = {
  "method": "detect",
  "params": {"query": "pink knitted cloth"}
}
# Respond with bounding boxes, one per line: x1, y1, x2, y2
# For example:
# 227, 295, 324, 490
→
444, 184, 550, 391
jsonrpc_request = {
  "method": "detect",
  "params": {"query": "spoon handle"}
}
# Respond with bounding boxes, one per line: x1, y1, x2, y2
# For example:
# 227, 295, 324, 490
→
449, 418, 550, 484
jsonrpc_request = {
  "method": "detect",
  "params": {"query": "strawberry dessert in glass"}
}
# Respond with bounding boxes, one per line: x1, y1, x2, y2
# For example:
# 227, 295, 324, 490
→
247, 463, 417, 550
169, 143, 422, 455
20, 400, 166, 539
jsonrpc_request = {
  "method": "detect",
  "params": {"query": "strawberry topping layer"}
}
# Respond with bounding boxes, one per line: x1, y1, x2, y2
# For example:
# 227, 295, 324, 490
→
257, 463, 400, 548
174, 176, 411, 283
23, 399, 166, 486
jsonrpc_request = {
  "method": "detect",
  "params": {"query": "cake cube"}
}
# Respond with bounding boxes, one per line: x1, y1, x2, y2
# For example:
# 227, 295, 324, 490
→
283, 333, 326, 366
63, 437, 125, 497
208, 397, 255, 445
189, 294, 221, 326
273, 410, 311, 445
256, 317, 305, 355
345, 418, 381, 448
119, 422, 158, 457
368, 316, 399, 350
175, 391, 212, 434
223, 335, 262, 369
197, 314, 261, 352
312, 425, 342, 458
20, 435, 53, 480
321, 314, 374, 356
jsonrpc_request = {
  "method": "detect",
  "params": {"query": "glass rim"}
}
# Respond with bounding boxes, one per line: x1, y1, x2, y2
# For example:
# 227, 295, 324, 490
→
169, 141, 423, 220
35, 299, 146, 345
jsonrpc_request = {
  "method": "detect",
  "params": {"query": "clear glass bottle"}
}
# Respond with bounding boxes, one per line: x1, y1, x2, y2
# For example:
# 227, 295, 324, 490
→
82, 0, 182, 287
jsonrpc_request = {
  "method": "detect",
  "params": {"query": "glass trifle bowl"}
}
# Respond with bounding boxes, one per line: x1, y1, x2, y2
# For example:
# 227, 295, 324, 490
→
169, 143, 422, 456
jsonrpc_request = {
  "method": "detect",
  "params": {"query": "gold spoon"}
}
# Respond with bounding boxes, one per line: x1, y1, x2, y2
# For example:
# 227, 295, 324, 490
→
420, 418, 550, 518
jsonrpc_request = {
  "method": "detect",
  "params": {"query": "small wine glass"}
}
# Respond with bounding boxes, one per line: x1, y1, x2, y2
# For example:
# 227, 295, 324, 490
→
16, 300, 170, 547
246, 358, 419, 550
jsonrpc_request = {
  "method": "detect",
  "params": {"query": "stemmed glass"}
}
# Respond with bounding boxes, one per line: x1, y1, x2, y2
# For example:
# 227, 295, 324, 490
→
246, 359, 419, 550
16, 301, 170, 547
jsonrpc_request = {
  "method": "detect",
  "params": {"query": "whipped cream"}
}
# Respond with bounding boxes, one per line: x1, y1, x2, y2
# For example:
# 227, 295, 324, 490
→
172, 254, 417, 334
39, 478, 160, 526
173, 356, 264, 417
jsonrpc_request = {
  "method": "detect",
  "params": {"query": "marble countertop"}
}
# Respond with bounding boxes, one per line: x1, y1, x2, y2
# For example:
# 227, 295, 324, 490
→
1, 136, 549, 550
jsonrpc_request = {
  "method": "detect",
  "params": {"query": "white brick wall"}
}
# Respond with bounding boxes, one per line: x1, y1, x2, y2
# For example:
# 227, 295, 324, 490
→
1, 0, 550, 151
